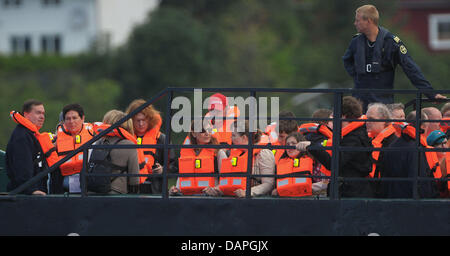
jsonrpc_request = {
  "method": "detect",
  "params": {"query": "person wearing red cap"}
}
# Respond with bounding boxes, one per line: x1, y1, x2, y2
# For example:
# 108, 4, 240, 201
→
204, 93, 240, 145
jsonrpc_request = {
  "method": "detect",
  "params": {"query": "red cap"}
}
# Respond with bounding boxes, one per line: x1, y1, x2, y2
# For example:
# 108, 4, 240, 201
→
208, 93, 227, 111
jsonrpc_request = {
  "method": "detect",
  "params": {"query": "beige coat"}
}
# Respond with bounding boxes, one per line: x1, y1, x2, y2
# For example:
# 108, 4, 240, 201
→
100, 137, 140, 194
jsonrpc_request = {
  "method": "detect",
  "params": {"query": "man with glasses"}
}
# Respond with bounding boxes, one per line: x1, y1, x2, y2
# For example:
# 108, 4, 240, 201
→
426, 130, 449, 198
366, 103, 398, 197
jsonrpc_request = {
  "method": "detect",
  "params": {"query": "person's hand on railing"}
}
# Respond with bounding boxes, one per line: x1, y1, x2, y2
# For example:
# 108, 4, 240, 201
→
271, 188, 278, 196
234, 189, 246, 198
433, 94, 447, 104
152, 163, 163, 174
203, 186, 222, 197
434, 94, 447, 100
32, 190, 46, 196
169, 186, 182, 196
295, 141, 311, 152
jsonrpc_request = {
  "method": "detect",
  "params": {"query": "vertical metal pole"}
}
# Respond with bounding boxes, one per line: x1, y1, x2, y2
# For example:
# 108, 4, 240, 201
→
162, 90, 172, 199
245, 90, 256, 198
330, 92, 342, 200
80, 148, 88, 197
413, 92, 421, 200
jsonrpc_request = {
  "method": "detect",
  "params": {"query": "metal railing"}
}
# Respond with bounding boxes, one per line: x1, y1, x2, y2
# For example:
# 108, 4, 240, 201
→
7, 87, 450, 200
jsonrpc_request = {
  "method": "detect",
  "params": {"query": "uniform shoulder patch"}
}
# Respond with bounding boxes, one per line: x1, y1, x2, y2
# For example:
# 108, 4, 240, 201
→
400, 45, 407, 54
393, 35, 401, 44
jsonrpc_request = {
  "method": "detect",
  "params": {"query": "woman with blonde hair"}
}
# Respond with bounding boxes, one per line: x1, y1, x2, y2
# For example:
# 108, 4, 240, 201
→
89, 110, 140, 194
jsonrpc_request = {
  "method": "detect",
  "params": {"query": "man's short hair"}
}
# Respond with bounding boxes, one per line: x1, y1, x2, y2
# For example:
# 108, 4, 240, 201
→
386, 103, 405, 112
440, 102, 450, 116
356, 4, 379, 25
277, 110, 298, 134
342, 96, 363, 119
422, 107, 441, 120
312, 108, 332, 125
62, 103, 85, 119
22, 99, 43, 114
406, 110, 428, 128
367, 102, 391, 120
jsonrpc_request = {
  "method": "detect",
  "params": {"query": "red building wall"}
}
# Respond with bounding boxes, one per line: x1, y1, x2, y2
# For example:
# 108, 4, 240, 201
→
397, 0, 450, 52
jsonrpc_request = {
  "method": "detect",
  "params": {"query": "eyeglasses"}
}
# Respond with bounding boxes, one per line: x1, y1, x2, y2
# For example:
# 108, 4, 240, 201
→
200, 127, 212, 134
435, 141, 447, 148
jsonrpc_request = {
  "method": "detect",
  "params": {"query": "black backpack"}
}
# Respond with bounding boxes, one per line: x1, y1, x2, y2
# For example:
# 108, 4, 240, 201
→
86, 139, 127, 193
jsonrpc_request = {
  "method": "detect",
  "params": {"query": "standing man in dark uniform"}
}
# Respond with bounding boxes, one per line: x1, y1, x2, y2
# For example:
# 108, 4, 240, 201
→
342, 4, 446, 112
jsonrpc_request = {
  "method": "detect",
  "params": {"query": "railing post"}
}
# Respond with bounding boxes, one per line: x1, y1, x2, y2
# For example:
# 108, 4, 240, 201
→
413, 92, 422, 200
245, 90, 257, 199
329, 92, 342, 200
80, 148, 89, 197
162, 90, 173, 199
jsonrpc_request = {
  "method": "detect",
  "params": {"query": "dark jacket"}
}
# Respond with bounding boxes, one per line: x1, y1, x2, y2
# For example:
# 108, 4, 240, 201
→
342, 27, 435, 110
373, 132, 397, 198
307, 125, 374, 198
373, 132, 398, 178
304, 130, 329, 146
380, 134, 438, 199
144, 132, 178, 194
5, 125, 47, 194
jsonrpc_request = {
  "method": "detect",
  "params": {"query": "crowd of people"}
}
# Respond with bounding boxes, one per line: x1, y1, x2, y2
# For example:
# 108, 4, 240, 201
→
5, 93, 450, 199
4, 4, 450, 199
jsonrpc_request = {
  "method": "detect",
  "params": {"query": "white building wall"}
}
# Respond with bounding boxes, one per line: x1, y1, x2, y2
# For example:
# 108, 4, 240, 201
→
0, 0, 98, 55
0, 0, 158, 55
96, 0, 159, 48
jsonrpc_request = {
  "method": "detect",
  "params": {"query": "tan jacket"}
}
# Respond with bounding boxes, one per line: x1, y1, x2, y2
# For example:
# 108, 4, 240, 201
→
101, 137, 140, 194
251, 149, 275, 196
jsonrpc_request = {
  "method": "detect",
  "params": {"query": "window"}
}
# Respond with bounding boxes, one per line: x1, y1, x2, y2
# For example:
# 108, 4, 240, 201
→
41, 35, 61, 54
10, 36, 31, 54
429, 14, 450, 50
3, 0, 22, 7
41, 0, 60, 6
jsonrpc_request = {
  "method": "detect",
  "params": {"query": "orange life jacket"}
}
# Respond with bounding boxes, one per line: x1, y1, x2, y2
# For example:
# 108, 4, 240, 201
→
298, 122, 333, 177
135, 114, 162, 174
317, 139, 332, 178
269, 141, 284, 164
93, 123, 149, 184
439, 118, 450, 134
299, 122, 333, 177
316, 116, 367, 177
265, 122, 279, 144
10, 111, 59, 168
400, 124, 442, 179
298, 123, 333, 140
392, 121, 407, 137
370, 124, 397, 178
178, 146, 216, 195
56, 123, 94, 176
276, 155, 313, 197
445, 153, 450, 191
218, 147, 262, 196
